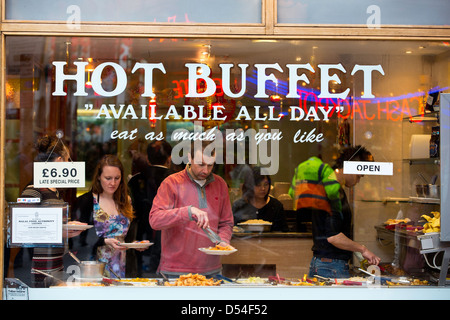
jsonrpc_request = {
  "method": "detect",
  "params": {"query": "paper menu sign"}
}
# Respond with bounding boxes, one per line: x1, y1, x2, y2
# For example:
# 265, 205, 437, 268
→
10, 206, 64, 246
33, 161, 85, 188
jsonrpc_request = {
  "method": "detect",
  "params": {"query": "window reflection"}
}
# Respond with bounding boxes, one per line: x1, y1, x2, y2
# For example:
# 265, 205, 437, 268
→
4, 36, 450, 287
277, 0, 450, 26
5, 0, 262, 23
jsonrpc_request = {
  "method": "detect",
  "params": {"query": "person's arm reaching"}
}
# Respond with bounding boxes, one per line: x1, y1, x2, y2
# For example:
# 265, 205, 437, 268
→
327, 232, 381, 265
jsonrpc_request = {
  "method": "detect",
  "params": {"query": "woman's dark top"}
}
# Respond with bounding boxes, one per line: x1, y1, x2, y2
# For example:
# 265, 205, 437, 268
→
232, 196, 289, 232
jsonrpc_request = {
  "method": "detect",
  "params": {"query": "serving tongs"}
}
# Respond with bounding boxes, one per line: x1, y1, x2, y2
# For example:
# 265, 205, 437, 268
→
358, 268, 393, 284
68, 250, 81, 264
358, 268, 410, 285
313, 274, 335, 285
202, 226, 222, 245
214, 274, 236, 284
102, 277, 133, 286
101, 267, 134, 286
32, 268, 66, 286
157, 272, 170, 285
192, 215, 222, 245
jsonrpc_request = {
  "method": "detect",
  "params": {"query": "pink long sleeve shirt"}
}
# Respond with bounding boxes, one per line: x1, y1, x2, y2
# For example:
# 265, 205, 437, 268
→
149, 167, 234, 275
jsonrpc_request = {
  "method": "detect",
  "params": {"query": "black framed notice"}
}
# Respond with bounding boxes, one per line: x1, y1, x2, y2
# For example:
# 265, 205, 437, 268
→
8, 202, 69, 248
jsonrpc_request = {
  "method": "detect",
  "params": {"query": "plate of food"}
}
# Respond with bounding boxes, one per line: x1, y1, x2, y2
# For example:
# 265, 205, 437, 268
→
116, 278, 158, 286
198, 244, 237, 255
119, 241, 153, 249
64, 222, 93, 231
237, 219, 272, 232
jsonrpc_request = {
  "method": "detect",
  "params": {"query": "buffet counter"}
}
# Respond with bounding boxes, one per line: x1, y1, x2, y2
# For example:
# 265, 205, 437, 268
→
5, 258, 450, 300
5, 230, 450, 301
222, 232, 312, 278
375, 223, 450, 286
11, 281, 450, 301
375, 225, 421, 249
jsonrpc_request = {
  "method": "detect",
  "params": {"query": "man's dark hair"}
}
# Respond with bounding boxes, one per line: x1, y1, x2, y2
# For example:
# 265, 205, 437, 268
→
147, 140, 172, 165
190, 139, 216, 158
332, 145, 373, 170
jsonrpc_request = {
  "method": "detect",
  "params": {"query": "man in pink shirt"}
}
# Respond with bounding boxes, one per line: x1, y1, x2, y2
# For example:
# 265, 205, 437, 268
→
149, 141, 234, 277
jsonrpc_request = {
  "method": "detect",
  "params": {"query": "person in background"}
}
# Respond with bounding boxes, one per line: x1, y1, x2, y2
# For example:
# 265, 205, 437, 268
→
128, 140, 172, 276
232, 166, 289, 232
128, 138, 149, 177
18, 134, 85, 287
149, 140, 234, 277
73, 155, 142, 278
289, 146, 381, 278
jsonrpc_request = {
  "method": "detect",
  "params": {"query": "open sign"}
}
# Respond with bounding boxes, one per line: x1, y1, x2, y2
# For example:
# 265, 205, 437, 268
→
343, 161, 393, 176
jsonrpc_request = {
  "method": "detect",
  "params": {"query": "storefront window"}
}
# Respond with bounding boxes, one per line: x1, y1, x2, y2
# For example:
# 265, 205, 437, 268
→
3, 36, 450, 295
277, 0, 450, 26
5, 0, 262, 23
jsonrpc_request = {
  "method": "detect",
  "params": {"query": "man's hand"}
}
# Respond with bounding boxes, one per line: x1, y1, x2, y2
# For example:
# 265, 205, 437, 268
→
328, 232, 381, 265
191, 206, 210, 229
361, 247, 381, 265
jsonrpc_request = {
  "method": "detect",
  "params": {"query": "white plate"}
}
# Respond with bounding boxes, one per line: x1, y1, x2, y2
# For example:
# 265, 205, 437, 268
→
119, 242, 153, 249
65, 224, 93, 231
198, 247, 237, 255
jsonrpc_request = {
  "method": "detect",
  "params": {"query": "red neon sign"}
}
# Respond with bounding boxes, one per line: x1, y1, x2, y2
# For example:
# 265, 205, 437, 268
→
171, 80, 422, 122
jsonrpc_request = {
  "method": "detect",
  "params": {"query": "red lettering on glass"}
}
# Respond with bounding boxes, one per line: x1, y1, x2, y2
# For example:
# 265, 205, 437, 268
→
361, 100, 375, 120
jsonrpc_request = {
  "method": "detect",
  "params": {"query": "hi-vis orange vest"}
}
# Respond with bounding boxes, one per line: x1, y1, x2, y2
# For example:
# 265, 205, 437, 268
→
288, 157, 341, 214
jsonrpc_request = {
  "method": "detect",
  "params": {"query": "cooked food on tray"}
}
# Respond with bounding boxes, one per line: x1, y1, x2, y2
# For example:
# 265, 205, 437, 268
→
206, 244, 235, 251
164, 273, 221, 286
239, 219, 272, 225
384, 218, 411, 225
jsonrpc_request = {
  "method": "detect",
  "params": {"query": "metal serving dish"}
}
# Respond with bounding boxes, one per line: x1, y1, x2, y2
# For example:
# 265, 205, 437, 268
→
237, 222, 272, 232
79, 261, 106, 279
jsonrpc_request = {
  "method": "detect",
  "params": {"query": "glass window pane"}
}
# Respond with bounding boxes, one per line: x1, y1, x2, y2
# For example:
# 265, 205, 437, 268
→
5, 0, 262, 23
4, 36, 449, 292
278, 0, 450, 26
